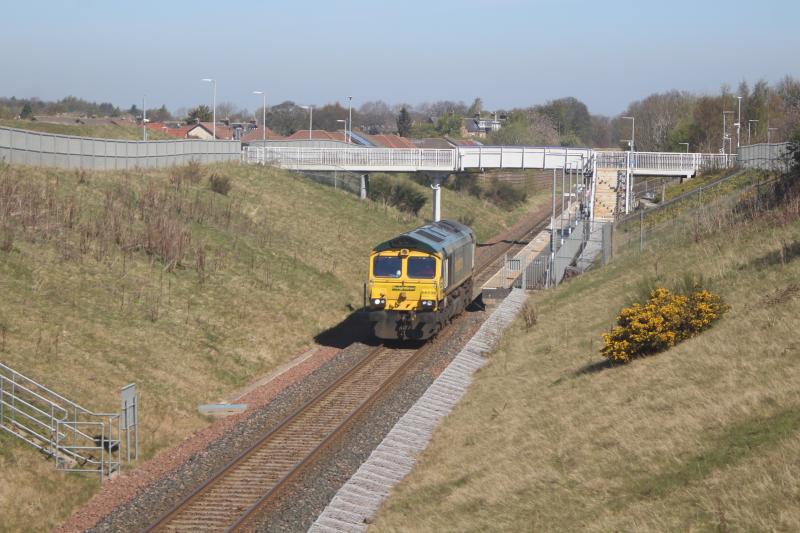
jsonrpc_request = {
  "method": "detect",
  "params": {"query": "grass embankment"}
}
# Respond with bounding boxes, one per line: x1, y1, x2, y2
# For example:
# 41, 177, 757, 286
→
0, 162, 549, 531
370, 170, 552, 242
0, 119, 173, 140
373, 173, 800, 531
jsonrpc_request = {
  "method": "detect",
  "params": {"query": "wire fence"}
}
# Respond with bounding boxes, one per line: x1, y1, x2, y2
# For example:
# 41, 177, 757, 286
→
297, 169, 366, 197
737, 142, 793, 173
613, 171, 776, 256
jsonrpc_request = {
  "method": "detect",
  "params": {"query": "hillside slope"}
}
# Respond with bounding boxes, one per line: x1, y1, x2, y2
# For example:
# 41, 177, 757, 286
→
373, 173, 800, 531
0, 162, 551, 532
0, 119, 173, 140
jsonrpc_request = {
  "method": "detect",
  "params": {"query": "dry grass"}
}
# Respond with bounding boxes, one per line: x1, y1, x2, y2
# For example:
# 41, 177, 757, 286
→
0, 119, 173, 140
372, 175, 800, 532
0, 160, 543, 532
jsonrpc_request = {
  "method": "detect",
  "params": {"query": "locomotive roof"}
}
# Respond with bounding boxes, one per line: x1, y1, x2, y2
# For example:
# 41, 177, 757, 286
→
373, 219, 475, 255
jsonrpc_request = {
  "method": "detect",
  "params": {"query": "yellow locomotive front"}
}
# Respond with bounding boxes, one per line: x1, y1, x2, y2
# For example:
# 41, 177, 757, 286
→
368, 248, 442, 313
367, 220, 475, 340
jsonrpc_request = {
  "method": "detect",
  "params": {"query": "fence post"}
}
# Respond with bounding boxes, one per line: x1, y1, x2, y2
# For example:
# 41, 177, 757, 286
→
639, 210, 644, 252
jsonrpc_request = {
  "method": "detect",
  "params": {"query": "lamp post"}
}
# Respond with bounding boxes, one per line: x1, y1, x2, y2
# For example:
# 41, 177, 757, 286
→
735, 96, 742, 149
679, 142, 689, 153
748, 119, 758, 145
301, 105, 314, 139
768, 127, 778, 169
722, 111, 733, 154
622, 116, 635, 152
768, 127, 778, 145
202, 78, 216, 140
336, 119, 347, 142
253, 91, 266, 142
347, 96, 353, 143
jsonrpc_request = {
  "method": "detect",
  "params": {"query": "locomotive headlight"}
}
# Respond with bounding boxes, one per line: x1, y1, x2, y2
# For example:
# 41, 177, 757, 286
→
421, 300, 435, 308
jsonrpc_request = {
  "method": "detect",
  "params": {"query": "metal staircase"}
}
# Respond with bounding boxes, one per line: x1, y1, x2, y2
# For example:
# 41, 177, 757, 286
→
0, 362, 126, 480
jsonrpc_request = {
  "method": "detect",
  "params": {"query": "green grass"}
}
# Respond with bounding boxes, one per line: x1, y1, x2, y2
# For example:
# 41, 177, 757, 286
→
372, 173, 800, 532
0, 119, 173, 140
0, 161, 547, 532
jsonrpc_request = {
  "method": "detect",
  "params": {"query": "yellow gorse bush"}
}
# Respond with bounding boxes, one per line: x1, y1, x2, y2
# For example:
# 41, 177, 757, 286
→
601, 287, 726, 363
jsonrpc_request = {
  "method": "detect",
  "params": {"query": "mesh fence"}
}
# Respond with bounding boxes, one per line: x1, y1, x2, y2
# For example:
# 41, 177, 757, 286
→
613, 171, 777, 256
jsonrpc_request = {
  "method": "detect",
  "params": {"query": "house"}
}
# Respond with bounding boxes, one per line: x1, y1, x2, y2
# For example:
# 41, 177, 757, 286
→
286, 130, 348, 142
444, 136, 483, 147
145, 122, 193, 138
462, 116, 503, 138
412, 138, 454, 150
186, 122, 234, 140
240, 126, 285, 143
357, 133, 417, 149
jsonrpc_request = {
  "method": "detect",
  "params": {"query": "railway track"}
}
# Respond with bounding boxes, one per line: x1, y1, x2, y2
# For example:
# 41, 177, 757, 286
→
472, 209, 552, 294
145, 209, 551, 532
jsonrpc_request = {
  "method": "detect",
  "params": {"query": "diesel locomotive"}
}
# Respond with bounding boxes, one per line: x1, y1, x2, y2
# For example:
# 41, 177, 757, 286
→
367, 220, 476, 340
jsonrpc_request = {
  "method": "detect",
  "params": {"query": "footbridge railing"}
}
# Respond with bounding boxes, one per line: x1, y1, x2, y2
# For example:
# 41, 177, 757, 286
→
247, 146, 457, 172
246, 145, 735, 177
595, 151, 735, 175
456, 146, 593, 171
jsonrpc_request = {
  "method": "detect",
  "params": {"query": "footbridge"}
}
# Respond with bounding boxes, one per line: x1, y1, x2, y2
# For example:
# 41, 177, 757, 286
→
245, 145, 734, 222
246, 145, 731, 175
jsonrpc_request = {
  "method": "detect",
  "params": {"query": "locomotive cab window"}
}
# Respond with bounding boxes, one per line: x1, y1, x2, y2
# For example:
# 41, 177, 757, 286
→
407, 256, 436, 279
373, 256, 402, 278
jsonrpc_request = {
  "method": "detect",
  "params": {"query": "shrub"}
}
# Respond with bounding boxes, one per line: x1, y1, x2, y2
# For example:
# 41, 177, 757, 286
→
601, 286, 726, 363
172, 160, 204, 187
450, 173, 482, 198
483, 179, 527, 209
368, 176, 427, 216
208, 173, 231, 196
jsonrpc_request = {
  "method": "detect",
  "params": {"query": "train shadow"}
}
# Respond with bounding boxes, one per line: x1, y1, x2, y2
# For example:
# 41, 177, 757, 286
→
315, 296, 487, 350
314, 310, 378, 349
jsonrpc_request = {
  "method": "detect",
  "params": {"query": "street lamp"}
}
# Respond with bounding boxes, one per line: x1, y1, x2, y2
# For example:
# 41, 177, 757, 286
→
768, 127, 778, 145
202, 78, 216, 140
748, 119, 758, 145
253, 91, 266, 142
336, 119, 347, 142
301, 105, 314, 140
622, 116, 635, 152
347, 96, 353, 144
722, 111, 733, 154
679, 142, 689, 153
735, 96, 742, 149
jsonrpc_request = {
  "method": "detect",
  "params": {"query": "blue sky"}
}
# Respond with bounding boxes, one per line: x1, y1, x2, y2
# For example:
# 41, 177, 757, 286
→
1, 0, 797, 116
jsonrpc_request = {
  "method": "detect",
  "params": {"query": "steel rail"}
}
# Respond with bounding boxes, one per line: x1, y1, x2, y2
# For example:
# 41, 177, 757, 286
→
227, 333, 455, 531
143, 345, 394, 532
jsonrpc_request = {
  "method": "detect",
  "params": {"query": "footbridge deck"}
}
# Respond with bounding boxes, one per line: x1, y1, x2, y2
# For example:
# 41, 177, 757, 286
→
246, 145, 733, 176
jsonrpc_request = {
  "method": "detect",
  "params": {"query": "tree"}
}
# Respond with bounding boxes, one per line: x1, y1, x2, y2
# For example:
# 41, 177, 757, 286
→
467, 97, 483, 117
536, 97, 592, 146
268, 101, 307, 135
147, 105, 172, 123
187, 105, 212, 123
436, 113, 464, 137
397, 107, 412, 137
356, 101, 395, 134
19, 103, 34, 120
487, 109, 558, 146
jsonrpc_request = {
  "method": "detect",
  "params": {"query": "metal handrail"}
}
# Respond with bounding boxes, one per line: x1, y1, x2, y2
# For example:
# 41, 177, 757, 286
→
0, 362, 123, 479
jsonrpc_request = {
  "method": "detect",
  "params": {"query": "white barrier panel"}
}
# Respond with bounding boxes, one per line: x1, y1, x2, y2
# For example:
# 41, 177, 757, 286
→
0, 126, 241, 170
